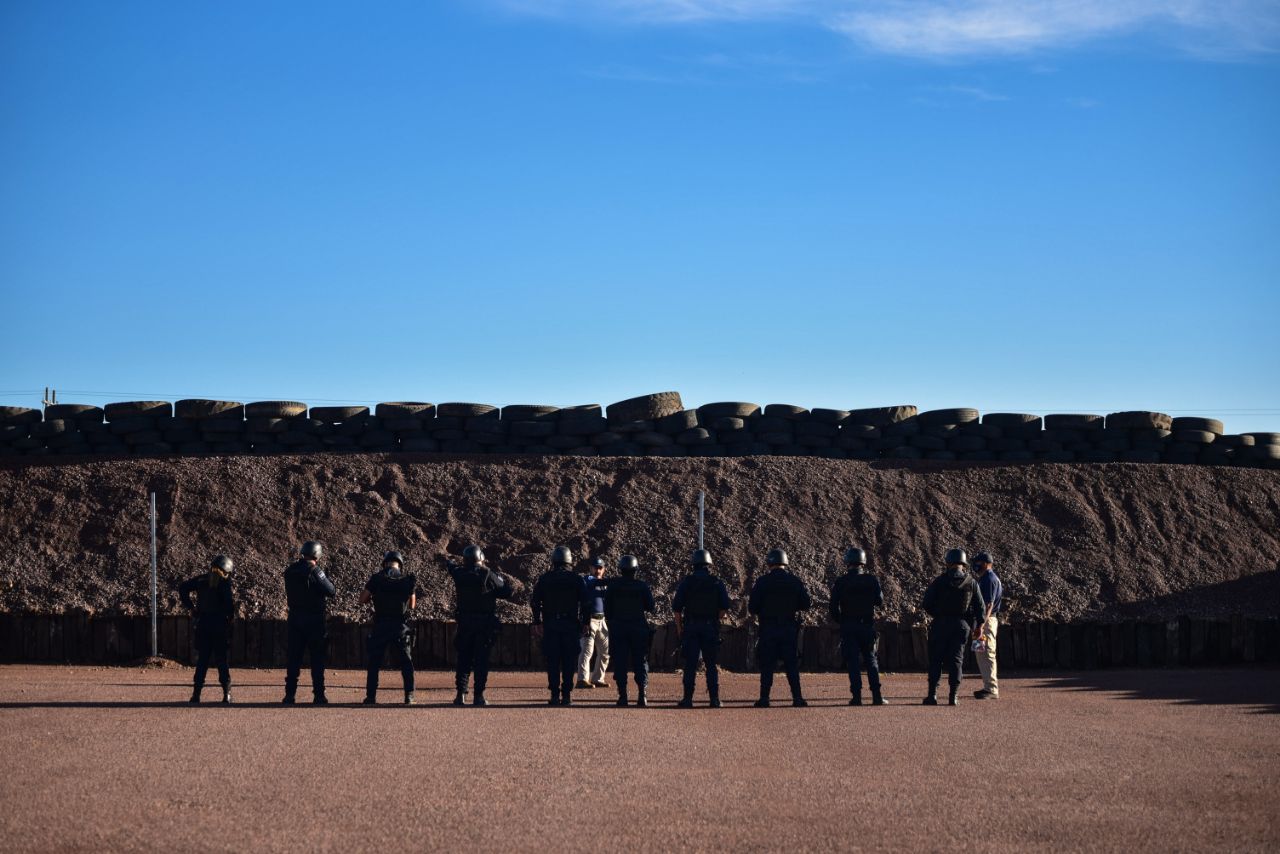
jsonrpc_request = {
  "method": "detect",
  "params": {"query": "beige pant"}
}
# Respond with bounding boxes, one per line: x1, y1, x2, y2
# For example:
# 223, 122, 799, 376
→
977, 616, 998, 695
577, 616, 610, 683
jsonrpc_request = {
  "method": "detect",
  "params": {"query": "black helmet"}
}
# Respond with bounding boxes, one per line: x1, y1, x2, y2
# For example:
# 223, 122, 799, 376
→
384, 550, 404, 567
591, 557, 606, 569
552, 545, 573, 567
211, 555, 234, 573
463, 545, 485, 567
300, 541, 322, 560
618, 555, 640, 577
945, 548, 968, 566
766, 548, 789, 567
691, 548, 713, 567
974, 551, 993, 565
844, 547, 867, 567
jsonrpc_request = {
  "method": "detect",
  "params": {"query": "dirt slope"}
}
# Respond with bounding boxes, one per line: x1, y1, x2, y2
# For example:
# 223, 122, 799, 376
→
0, 454, 1277, 623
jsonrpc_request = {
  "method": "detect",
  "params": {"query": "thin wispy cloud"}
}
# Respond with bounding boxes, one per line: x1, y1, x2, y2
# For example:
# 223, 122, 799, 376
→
493, 1, 1280, 59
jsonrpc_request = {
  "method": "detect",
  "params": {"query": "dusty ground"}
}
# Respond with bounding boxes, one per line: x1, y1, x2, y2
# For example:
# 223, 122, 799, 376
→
1, 454, 1278, 624
0, 665, 1276, 852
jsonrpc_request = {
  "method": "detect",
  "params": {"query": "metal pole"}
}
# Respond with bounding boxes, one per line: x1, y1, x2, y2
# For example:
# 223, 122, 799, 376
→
150, 491, 158, 658
697, 491, 704, 550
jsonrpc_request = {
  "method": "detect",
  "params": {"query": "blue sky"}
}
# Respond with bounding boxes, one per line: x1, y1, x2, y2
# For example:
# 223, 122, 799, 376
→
2, 1, 1278, 430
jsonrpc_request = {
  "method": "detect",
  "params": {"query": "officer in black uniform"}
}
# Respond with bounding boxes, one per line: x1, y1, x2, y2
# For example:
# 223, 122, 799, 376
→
178, 555, 236, 704
530, 545, 587, 706
921, 548, 986, 706
672, 549, 730, 708
604, 554, 656, 707
829, 547, 886, 706
748, 548, 812, 708
282, 540, 336, 705
446, 545, 515, 707
360, 550, 418, 705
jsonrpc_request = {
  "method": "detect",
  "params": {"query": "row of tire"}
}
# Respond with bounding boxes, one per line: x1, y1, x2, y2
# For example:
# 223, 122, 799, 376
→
1, 394, 1277, 467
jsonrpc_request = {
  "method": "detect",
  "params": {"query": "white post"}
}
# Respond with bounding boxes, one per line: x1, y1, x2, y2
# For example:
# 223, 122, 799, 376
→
150, 491, 158, 658
697, 491, 705, 550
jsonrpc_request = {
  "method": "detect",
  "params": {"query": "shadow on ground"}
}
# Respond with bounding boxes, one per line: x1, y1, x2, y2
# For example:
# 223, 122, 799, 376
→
1036, 668, 1280, 714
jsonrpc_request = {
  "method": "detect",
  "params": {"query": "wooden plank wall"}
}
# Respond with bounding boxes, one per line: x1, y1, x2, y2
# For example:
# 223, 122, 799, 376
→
0, 615, 1277, 671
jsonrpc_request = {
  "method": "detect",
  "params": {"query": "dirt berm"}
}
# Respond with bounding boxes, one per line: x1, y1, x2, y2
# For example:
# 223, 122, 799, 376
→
0, 455, 1277, 624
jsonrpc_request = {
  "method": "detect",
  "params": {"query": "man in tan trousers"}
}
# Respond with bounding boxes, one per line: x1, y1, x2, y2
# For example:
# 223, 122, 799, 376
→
576, 557, 610, 689
973, 552, 1003, 699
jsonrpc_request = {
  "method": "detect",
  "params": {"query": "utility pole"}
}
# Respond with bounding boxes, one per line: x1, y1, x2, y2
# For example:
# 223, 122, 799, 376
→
150, 492, 158, 658
42, 387, 57, 410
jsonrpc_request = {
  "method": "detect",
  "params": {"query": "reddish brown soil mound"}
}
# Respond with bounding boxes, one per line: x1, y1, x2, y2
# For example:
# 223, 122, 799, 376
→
1, 454, 1277, 623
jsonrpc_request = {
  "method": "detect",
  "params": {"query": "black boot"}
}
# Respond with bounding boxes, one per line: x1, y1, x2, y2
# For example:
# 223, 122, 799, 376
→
677, 688, 694, 708
871, 688, 887, 706
454, 675, 469, 707
754, 695, 771, 708
548, 689, 560, 706
636, 686, 648, 708
850, 691, 862, 706
189, 686, 201, 705
473, 689, 488, 707
221, 687, 232, 705
948, 686, 959, 706
363, 694, 376, 705
404, 691, 416, 706
923, 683, 939, 705
560, 689, 573, 707
616, 685, 629, 707
709, 689, 722, 709
313, 692, 328, 705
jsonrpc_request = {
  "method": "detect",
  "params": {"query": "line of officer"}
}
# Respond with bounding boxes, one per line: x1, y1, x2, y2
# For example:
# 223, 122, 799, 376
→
179, 555, 236, 704
530, 545, 587, 705
921, 548, 986, 706
361, 550, 418, 705
748, 548, 811, 707
446, 545, 515, 707
829, 547, 886, 706
282, 541, 335, 704
603, 554, 655, 707
671, 548, 730, 708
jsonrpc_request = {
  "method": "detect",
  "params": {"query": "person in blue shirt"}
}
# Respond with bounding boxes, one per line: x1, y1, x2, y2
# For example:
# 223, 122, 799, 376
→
575, 556, 611, 689
748, 548, 812, 708
531, 546, 588, 706
972, 551, 1004, 700
672, 549, 731, 708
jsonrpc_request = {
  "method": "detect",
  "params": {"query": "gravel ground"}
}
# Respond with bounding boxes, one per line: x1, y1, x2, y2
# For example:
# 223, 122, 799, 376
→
0, 665, 1277, 852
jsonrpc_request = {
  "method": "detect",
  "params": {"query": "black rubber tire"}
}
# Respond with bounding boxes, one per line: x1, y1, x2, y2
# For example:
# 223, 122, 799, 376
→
557, 416, 608, 436
809, 408, 849, 425
846, 406, 917, 426
917, 408, 978, 426
501, 405, 560, 421
558, 404, 603, 419
1105, 411, 1172, 431
712, 417, 746, 432
401, 437, 440, 452
44, 404, 104, 423
1244, 433, 1280, 445
375, 402, 434, 418
840, 424, 880, 438
635, 431, 674, 447
175, 399, 244, 420
1170, 417, 1223, 434
1044, 414, 1103, 430
657, 410, 699, 433
1215, 434, 1252, 447
437, 402, 498, 419
32, 420, 69, 437
310, 406, 369, 423
697, 402, 760, 419
606, 392, 684, 424
105, 401, 172, 420
763, 404, 808, 419
510, 421, 555, 439
982, 413, 1042, 429
245, 401, 308, 419
1172, 430, 1216, 444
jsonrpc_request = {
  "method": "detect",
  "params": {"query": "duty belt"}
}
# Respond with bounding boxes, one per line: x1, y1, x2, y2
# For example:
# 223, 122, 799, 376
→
590, 612, 605, 619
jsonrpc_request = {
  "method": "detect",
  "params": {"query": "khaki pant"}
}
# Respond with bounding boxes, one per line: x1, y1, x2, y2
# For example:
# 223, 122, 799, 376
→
577, 616, 610, 683
977, 616, 999, 695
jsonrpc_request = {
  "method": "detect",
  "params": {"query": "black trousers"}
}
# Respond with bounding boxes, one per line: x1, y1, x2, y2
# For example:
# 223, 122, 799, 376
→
681, 619, 721, 696
285, 615, 328, 696
757, 622, 802, 699
610, 620, 652, 688
193, 618, 231, 690
927, 617, 971, 690
366, 619, 414, 696
839, 620, 881, 694
541, 620, 580, 694
455, 615, 500, 691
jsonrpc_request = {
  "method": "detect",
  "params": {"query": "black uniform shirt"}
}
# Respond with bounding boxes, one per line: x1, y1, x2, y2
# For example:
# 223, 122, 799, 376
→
921, 568, 986, 625
530, 568, 586, 625
672, 570, 730, 620
178, 572, 235, 620
365, 571, 418, 621
748, 568, 812, 625
284, 560, 336, 617
604, 577, 656, 624
449, 562, 514, 619
830, 572, 883, 623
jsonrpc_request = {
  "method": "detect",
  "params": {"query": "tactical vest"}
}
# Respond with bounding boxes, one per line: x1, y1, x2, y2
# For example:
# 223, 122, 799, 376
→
682, 572, 722, 619
541, 570, 580, 621
607, 579, 650, 622
197, 573, 230, 617
456, 567, 499, 618
836, 574, 879, 621
757, 572, 802, 622
284, 561, 326, 615
372, 573, 413, 620
934, 575, 975, 618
